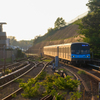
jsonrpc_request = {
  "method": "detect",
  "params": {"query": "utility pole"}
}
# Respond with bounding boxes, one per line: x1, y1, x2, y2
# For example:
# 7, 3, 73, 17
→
0, 22, 7, 75
3, 45, 6, 75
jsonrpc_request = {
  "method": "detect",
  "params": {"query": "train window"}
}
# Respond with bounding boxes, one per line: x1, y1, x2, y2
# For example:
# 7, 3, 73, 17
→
71, 50, 75, 54
81, 50, 90, 54
60, 48, 61, 56
76, 50, 80, 54
64, 48, 65, 53
61, 48, 62, 53
68, 47, 69, 53
66, 47, 69, 53
69, 47, 71, 53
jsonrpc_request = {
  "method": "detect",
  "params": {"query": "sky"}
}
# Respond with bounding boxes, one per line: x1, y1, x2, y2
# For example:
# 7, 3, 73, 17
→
0, 0, 89, 41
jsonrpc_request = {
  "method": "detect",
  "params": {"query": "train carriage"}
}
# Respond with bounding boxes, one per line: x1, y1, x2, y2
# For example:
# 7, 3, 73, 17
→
43, 42, 90, 64
43, 45, 58, 57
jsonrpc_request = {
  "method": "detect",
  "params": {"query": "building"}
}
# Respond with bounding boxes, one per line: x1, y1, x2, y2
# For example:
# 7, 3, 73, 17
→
6, 38, 10, 48
0, 22, 7, 48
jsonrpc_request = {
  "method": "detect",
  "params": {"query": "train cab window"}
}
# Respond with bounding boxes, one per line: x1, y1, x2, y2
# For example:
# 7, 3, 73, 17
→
76, 50, 80, 54
71, 50, 75, 54
81, 50, 90, 54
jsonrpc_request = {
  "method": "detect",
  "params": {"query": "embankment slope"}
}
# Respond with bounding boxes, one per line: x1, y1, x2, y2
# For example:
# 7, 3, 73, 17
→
30, 24, 83, 54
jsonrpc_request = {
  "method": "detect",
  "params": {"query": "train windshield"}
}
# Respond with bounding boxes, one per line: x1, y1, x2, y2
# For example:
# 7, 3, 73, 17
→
71, 43, 90, 54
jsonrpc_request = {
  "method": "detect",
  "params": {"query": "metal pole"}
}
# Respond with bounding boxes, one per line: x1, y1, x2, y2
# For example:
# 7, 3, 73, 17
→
78, 79, 80, 100
3, 45, 5, 75
92, 52, 93, 60
98, 82, 100, 100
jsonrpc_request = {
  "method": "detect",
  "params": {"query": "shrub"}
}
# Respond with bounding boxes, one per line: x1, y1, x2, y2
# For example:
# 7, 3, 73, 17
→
4, 68, 12, 74
14, 78, 24, 83
12, 93, 16, 98
77, 70, 86, 75
20, 72, 81, 99
69, 91, 82, 100
16, 49, 25, 58
36, 71, 46, 81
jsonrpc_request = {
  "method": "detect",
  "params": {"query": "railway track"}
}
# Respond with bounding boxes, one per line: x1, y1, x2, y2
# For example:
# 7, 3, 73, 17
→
59, 61, 99, 100
0, 61, 32, 87
0, 61, 29, 77
40, 95, 53, 100
1, 61, 49, 100
2, 55, 100, 100
0, 56, 34, 76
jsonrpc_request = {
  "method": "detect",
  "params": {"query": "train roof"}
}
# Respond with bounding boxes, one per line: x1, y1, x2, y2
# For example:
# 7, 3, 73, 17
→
44, 42, 89, 48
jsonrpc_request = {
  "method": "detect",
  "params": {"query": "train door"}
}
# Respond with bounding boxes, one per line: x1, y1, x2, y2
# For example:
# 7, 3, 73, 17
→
64, 47, 65, 59
59, 47, 61, 58
69, 46, 71, 61
66, 47, 68, 59
68, 47, 69, 59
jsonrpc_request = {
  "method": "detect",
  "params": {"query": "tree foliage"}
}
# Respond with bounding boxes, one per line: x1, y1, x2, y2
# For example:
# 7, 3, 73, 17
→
8, 36, 33, 50
86, 0, 100, 12
33, 28, 58, 44
78, 0, 100, 57
32, 17, 67, 45
20, 72, 81, 99
54, 17, 66, 29
8, 36, 18, 46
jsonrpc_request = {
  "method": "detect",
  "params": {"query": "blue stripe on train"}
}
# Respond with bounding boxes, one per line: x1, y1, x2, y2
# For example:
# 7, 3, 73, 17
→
71, 54, 90, 58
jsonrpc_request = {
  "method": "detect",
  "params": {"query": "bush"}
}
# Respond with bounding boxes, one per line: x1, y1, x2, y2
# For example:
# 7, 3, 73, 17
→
16, 49, 25, 58
77, 70, 86, 75
20, 72, 81, 99
2, 68, 12, 74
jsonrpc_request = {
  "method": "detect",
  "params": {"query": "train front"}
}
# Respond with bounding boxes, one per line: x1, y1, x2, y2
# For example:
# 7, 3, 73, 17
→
71, 43, 91, 64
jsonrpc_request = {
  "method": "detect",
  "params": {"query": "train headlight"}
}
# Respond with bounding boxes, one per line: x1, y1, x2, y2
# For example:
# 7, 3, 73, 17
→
87, 56, 89, 57
73, 56, 75, 57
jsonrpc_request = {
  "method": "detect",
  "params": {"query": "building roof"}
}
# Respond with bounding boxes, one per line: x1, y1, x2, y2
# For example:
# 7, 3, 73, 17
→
0, 22, 7, 25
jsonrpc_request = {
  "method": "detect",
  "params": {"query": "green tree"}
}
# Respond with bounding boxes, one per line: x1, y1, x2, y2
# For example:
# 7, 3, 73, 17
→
54, 17, 66, 29
8, 36, 33, 50
78, 1, 100, 57
86, 0, 100, 12
8, 36, 18, 46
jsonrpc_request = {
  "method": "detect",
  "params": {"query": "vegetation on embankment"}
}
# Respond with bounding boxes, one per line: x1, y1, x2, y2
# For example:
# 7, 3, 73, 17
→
33, 24, 79, 45
77, 0, 100, 58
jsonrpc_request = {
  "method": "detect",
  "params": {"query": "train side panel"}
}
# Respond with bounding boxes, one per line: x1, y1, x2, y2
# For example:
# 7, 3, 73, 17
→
44, 46, 58, 57
58, 44, 71, 61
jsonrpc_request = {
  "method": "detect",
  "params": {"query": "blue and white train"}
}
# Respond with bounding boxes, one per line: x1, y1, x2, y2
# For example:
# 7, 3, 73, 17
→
43, 42, 91, 64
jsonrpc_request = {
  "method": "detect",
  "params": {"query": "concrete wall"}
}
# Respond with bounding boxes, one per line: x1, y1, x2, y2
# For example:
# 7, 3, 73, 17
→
0, 49, 17, 59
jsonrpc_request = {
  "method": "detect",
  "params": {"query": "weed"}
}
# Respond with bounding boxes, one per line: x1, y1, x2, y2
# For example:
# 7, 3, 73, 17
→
58, 68, 66, 72
20, 71, 81, 99
14, 78, 24, 83
77, 70, 86, 75
97, 95, 99, 98
50, 89, 65, 100
36, 71, 46, 81
43, 59, 52, 62
69, 91, 82, 100
12, 93, 16, 98
2, 68, 12, 74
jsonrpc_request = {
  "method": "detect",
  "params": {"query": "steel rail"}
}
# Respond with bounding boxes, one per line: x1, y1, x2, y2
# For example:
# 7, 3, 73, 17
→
61, 62, 95, 100
63, 66, 89, 92
2, 62, 49, 100
64, 63, 100, 82
0, 64, 32, 88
